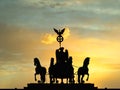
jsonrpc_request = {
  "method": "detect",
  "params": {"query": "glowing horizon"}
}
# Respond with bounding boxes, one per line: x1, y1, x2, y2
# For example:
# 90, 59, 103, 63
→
0, 0, 120, 89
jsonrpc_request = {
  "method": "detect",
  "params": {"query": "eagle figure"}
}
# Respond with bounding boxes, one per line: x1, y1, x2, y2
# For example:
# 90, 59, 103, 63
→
54, 28, 65, 36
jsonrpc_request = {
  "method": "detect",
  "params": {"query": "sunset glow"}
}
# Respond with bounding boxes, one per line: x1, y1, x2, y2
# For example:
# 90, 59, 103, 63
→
0, 0, 120, 89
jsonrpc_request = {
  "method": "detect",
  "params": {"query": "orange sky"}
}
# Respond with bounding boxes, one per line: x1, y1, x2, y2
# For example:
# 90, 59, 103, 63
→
1, 26, 120, 88
0, 0, 120, 89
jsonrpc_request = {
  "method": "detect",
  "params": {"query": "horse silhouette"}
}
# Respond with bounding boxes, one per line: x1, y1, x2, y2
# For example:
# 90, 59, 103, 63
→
34, 57, 46, 83
77, 57, 90, 83
48, 57, 55, 83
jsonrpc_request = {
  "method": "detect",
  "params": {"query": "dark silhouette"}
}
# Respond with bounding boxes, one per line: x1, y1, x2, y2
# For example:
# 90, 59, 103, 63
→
77, 57, 90, 83
54, 28, 65, 47
54, 28, 65, 36
48, 28, 75, 84
57, 47, 66, 64
48, 47, 74, 84
48, 57, 55, 83
34, 57, 46, 83
66, 56, 74, 83
25, 83, 97, 90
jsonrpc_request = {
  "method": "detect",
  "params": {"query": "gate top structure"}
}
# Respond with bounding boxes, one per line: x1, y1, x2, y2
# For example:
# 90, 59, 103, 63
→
54, 28, 65, 48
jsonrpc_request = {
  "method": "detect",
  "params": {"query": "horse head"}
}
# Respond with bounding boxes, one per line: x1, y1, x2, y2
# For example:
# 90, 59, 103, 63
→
34, 57, 40, 67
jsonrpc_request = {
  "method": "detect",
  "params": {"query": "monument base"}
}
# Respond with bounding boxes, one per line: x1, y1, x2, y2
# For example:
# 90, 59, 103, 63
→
24, 83, 98, 90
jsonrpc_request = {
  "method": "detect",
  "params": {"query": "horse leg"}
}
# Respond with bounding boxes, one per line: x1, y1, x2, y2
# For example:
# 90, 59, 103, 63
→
53, 77, 55, 82
86, 73, 89, 81
81, 74, 85, 83
66, 78, 68, 84
41, 74, 45, 83
71, 76, 74, 84
43, 74, 45, 83
78, 74, 80, 83
61, 78, 63, 84
49, 75, 51, 83
50, 75, 55, 83
56, 78, 58, 83
34, 73, 37, 81
72, 77, 75, 84
39, 74, 42, 83
69, 77, 72, 84
67, 77, 71, 84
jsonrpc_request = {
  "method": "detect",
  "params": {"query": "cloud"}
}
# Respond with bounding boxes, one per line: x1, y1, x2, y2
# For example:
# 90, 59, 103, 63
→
24, 0, 120, 17
41, 27, 70, 44
41, 33, 56, 44
22, 0, 81, 8
80, 6, 120, 16
1, 0, 120, 29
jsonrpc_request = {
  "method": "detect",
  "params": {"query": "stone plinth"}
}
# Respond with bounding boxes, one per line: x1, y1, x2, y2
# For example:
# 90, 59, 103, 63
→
24, 83, 97, 90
